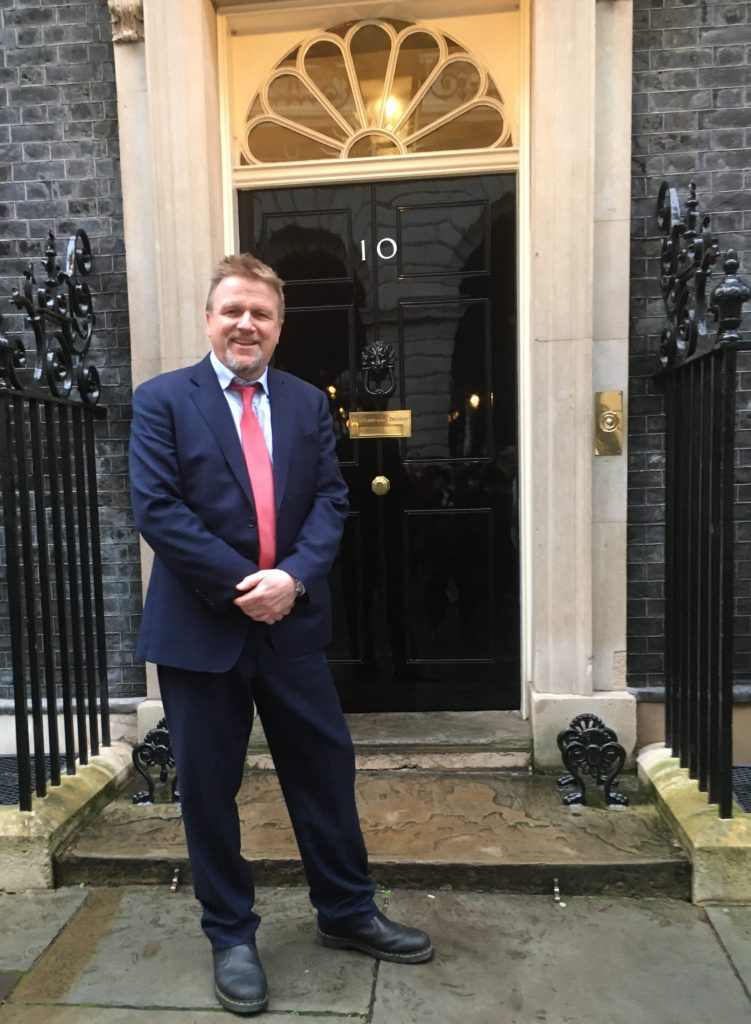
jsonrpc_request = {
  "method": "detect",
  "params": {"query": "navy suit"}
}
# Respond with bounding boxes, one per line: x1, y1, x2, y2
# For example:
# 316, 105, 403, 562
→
130, 354, 376, 948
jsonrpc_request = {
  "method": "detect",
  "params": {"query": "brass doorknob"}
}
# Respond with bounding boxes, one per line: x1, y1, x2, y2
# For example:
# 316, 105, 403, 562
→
371, 475, 390, 496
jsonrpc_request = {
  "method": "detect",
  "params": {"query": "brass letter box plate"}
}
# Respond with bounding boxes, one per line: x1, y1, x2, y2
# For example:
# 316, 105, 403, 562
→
348, 410, 412, 439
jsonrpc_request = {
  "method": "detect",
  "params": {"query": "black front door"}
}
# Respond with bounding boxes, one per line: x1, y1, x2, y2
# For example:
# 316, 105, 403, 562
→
239, 174, 519, 711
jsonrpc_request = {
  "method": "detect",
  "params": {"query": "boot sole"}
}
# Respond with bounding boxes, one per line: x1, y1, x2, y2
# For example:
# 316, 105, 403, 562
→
317, 928, 434, 964
214, 983, 269, 1015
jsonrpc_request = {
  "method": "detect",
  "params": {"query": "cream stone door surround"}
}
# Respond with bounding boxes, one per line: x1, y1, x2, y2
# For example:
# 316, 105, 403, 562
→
110, 0, 635, 764
528, 0, 634, 764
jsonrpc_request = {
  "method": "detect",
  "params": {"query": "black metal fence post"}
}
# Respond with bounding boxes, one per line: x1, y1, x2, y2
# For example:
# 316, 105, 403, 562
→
0, 393, 32, 810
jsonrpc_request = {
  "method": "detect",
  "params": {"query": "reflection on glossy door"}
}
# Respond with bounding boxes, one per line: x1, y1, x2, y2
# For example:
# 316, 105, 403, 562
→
239, 174, 519, 711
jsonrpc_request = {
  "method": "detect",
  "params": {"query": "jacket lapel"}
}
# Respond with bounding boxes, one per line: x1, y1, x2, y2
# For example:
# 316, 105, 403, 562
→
267, 367, 291, 512
189, 355, 254, 505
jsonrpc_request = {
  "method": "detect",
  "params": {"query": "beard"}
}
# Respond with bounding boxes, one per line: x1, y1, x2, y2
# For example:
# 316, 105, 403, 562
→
224, 346, 265, 381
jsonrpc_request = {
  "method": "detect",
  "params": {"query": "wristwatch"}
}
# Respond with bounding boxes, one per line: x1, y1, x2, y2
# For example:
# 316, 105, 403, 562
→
293, 577, 306, 600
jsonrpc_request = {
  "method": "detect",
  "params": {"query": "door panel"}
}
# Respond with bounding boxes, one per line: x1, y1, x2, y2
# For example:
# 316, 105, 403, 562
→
397, 201, 491, 278
278, 305, 354, 406
404, 508, 494, 661
400, 298, 491, 459
239, 174, 519, 711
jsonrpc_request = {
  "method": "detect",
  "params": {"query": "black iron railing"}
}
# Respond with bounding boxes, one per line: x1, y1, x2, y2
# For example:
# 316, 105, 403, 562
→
656, 181, 750, 818
0, 229, 110, 811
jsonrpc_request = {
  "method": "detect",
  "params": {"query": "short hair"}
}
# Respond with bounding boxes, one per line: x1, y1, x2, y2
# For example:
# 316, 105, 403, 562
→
205, 254, 285, 319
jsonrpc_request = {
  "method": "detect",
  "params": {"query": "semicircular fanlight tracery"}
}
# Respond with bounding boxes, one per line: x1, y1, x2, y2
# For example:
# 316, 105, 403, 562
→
242, 18, 511, 165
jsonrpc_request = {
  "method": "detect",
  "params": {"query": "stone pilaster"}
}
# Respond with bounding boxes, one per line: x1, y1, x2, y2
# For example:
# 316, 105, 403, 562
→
529, 0, 596, 697
592, 0, 633, 694
114, 0, 224, 725
528, 0, 636, 764
108, 0, 160, 711
143, 0, 224, 371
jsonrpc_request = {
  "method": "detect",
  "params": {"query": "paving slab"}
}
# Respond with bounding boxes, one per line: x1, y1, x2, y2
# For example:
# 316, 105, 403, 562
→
0, 1010, 347, 1024
11, 888, 209, 1009
706, 906, 751, 996
0, 976, 20, 1003
252, 887, 377, 1015
2, 886, 751, 1024
0, 889, 88, 971
372, 891, 751, 1024
9, 887, 376, 1016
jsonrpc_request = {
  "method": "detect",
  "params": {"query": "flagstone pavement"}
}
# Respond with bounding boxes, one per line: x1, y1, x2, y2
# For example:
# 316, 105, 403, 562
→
1, 884, 750, 1023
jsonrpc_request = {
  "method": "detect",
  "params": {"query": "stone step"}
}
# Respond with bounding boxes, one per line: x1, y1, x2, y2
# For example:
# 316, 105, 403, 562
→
55, 766, 690, 899
247, 711, 532, 771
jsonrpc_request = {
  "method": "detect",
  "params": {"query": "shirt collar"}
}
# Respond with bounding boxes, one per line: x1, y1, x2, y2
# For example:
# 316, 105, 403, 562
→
210, 351, 270, 395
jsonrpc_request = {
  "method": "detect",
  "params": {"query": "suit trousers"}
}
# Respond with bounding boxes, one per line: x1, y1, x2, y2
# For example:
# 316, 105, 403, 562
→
158, 627, 377, 950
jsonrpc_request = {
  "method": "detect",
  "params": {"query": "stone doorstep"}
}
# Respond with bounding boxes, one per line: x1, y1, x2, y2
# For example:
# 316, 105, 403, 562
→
249, 749, 531, 770
247, 710, 532, 771
54, 768, 691, 900
3, 714, 529, 891
0, 743, 133, 891
638, 744, 751, 905
55, 853, 692, 902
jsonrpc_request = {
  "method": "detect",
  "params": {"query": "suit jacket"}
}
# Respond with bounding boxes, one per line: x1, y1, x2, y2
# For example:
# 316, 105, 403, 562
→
129, 354, 349, 672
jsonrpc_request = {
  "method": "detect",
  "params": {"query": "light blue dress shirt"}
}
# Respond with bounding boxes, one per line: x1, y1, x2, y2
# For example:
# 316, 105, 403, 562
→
210, 351, 273, 461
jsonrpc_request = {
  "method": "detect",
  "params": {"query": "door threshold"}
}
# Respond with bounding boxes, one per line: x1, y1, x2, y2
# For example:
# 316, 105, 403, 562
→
247, 710, 531, 771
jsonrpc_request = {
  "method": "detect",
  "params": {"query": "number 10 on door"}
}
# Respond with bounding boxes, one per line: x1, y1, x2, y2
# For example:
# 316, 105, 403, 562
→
360, 238, 398, 261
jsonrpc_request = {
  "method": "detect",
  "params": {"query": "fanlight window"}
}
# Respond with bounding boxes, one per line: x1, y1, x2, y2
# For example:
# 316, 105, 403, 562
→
242, 19, 512, 165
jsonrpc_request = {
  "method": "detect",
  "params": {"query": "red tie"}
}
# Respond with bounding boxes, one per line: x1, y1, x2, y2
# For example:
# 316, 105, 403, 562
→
231, 383, 276, 569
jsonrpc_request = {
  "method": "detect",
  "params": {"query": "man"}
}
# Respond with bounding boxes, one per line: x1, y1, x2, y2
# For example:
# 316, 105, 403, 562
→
129, 254, 432, 1016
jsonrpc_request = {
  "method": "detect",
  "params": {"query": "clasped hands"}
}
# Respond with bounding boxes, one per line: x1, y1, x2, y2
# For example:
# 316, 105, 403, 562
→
233, 569, 297, 624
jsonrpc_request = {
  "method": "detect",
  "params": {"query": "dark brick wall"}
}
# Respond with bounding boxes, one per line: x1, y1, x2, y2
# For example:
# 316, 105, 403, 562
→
0, 0, 145, 700
629, 0, 751, 690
